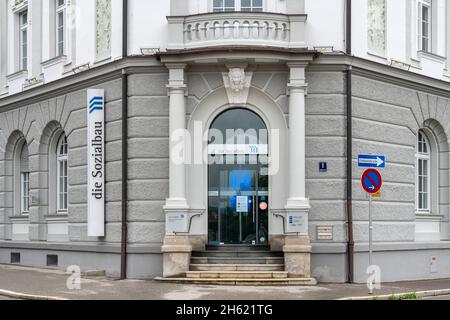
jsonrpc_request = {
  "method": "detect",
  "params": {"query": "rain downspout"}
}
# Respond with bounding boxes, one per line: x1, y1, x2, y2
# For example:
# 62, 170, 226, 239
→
120, 0, 129, 280
346, 0, 354, 284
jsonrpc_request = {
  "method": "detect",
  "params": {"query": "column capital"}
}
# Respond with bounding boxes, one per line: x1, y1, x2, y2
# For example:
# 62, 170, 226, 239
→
287, 82, 308, 95
166, 63, 187, 93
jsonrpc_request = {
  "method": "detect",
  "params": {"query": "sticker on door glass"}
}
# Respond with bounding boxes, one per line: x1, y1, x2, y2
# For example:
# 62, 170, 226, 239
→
236, 196, 249, 213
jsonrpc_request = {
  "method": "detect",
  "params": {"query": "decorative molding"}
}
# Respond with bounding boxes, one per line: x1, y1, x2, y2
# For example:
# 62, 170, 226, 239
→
96, 0, 112, 58
367, 0, 386, 55
222, 67, 253, 104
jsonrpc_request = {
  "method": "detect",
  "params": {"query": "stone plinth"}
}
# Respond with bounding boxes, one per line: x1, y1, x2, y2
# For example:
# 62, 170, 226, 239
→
161, 235, 192, 278
283, 235, 312, 278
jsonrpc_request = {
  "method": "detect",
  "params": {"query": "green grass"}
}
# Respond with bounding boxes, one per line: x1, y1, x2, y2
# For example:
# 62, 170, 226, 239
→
387, 293, 418, 300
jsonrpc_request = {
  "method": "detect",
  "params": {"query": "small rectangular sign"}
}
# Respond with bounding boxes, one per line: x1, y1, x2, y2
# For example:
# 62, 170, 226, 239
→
358, 154, 386, 168
286, 212, 308, 234
166, 213, 188, 234
87, 89, 105, 237
319, 162, 327, 173
317, 225, 333, 241
208, 144, 268, 155
236, 196, 249, 213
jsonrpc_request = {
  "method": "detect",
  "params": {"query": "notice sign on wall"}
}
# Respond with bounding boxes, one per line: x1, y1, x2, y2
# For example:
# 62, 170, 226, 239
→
236, 196, 249, 213
286, 212, 308, 234
87, 89, 105, 237
166, 213, 189, 234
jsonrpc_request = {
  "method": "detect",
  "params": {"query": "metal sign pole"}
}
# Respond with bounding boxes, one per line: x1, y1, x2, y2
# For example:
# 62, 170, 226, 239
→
369, 193, 373, 295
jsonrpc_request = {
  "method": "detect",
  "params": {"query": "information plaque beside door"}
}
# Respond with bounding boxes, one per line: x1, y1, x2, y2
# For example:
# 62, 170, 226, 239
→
286, 212, 308, 234
166, 213, 188, 234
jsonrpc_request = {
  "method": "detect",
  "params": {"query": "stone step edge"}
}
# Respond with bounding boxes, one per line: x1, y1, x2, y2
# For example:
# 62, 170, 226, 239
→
154, 277, 317, 286
190, 264, 285, 267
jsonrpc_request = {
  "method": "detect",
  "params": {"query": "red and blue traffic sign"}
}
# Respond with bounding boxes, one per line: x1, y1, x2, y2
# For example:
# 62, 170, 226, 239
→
361, 169, 382, 194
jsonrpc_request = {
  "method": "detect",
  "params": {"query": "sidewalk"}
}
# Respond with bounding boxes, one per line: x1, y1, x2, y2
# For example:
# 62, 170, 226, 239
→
0, 264, 449, 300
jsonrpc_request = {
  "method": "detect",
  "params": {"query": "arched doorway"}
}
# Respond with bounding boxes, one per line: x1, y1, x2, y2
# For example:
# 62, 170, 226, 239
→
207, 108, 269, 245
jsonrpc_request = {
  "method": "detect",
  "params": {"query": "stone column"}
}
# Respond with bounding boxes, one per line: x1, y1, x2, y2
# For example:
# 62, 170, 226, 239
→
284, 62, 312, 278
162, 63, 192, 278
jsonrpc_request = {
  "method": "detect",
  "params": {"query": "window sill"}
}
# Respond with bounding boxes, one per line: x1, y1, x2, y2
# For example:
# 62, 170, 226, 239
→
9, 216, 29, 223
41, 55, 67, 68
415, 212, 443, 220
45, 214, 68, 223
6, 70, 28, 82
417, 50, 447, 64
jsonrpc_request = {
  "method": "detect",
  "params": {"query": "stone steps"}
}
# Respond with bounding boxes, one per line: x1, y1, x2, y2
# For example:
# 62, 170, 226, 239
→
186, 271, 289, 279
205, 245, 271, 251
190, 264, 285, 271
191, 256, 284, 265
192, 251, 283, 258
154, 277, 318, 286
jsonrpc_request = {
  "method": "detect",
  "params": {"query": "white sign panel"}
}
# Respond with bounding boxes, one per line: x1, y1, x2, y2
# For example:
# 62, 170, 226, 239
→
236, 196, 249, 213
87, 89, 105, 237
286, 212, 308, 234
166, 213, 188, 234
208, 144, 268, 155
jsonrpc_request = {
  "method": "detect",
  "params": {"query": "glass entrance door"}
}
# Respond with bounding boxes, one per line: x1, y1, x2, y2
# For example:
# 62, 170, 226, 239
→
207, 108, 269, 246
208, 156, 269, 245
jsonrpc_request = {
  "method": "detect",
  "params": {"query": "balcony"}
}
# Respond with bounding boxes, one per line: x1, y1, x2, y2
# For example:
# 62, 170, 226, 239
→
167, 12, 307, 51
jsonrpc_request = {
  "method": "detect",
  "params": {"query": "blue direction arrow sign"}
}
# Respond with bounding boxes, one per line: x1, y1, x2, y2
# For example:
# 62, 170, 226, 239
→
358, 154, 386, 168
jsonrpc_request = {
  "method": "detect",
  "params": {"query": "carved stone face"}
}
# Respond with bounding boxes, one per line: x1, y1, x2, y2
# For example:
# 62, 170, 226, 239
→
228, 68, 246, 92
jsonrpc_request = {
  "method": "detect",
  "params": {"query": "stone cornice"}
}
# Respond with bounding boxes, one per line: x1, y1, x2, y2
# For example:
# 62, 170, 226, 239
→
0, 56, 163, 111
313, 54, 450, 98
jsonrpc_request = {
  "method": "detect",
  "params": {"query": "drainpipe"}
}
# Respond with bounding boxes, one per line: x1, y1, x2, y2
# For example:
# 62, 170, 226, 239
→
345, 0, 354, 284
120, 0, 129, 280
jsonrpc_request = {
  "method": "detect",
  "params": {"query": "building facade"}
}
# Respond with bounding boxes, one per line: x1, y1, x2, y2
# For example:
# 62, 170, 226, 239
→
0, 0, 450, 283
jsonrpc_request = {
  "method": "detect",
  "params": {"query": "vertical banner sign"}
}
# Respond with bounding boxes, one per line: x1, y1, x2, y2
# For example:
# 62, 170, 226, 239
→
87, 89, 105, 237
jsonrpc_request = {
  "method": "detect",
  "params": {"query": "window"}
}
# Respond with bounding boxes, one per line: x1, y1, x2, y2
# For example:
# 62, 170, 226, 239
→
416, 131, 431, 212
418, 0, 432, 52
212, 0, 263, 12
19, 143, 29, 215
241, 0, 263, 12
57, 135, 68, 212
19, 10, 28, 70
56, 0, 66, 56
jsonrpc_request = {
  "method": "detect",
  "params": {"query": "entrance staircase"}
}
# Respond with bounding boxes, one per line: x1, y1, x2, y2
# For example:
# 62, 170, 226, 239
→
156, 245, 317, 286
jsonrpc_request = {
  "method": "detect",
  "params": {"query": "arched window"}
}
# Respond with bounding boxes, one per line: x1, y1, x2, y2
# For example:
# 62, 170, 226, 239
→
416, 131, 431, 212
57, 135, 68, 212
19, 143, 30, 215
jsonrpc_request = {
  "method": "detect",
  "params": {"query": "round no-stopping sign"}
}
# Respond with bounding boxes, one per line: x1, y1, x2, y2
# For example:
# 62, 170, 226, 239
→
361, 169, 382, 194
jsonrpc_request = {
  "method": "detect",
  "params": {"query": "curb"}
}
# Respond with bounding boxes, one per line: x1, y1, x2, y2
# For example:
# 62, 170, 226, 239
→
339, 288, 450, 300
0, 289, 68, 301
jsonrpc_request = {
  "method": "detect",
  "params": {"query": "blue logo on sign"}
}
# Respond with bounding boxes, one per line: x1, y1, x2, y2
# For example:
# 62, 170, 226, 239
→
89, 96, 104, 114
288, 216, 293, 224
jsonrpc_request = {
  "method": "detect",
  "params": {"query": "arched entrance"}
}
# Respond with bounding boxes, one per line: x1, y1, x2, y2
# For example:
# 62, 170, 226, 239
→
207, 108, 269, 245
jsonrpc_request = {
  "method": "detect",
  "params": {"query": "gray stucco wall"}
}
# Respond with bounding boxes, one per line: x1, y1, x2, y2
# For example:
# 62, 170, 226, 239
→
1, 63, 450, 283
127, 73, 169, 246
0, 72, 168, 278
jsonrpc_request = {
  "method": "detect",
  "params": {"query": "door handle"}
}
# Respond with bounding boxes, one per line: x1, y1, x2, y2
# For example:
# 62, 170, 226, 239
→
253, 195, 256, 223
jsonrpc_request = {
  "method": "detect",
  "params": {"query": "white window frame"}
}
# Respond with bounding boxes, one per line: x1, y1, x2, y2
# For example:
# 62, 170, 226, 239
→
20, 172, 30, 215
56, 135, 68, 213
416, 131, 431, 213
19, 10, 28, 70
212, 0, 264, 12
55, 0, 66, 57
418, 0, 432, 52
